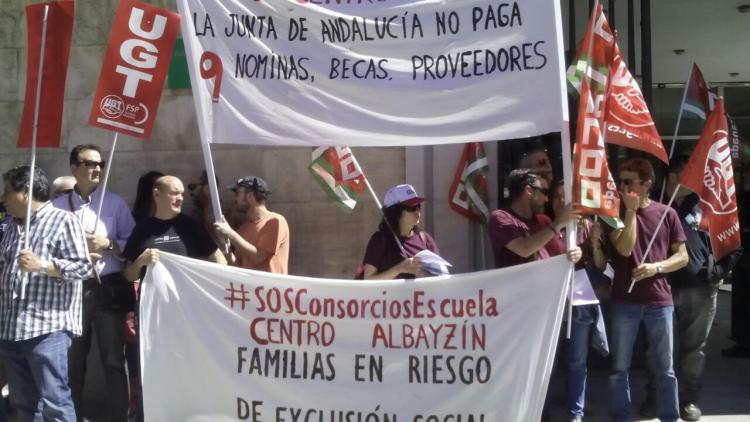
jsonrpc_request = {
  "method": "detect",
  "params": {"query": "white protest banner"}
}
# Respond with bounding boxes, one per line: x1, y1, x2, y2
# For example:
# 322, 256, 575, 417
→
141, 253, 570, 421
176, 0, 565, 146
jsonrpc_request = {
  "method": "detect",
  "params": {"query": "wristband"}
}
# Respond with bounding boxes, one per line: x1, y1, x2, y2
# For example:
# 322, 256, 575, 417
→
39, 259, 49, 276
656, 263, 663, 274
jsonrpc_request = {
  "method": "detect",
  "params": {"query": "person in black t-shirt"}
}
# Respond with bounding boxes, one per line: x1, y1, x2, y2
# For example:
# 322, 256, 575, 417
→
123, 175, 225, 281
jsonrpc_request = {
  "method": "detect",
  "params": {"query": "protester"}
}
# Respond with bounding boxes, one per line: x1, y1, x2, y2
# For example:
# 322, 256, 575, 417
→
51, 144, 135, 422
548, 180, 610, 422
724, 164, 750, 359
132, 171, 165, 223
520, 144, 554, 184
606, 158, 688, 422
213, 176, 289, 274
0, 165, 91, 421
123, 175, 226, 282
50, 175, 76, 199
126, 169, 163, 419
489, 169, 582, 269
360, 184, 439, 279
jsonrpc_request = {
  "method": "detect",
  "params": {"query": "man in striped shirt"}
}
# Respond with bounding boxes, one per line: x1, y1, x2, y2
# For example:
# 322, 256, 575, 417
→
0, 165, 91, 421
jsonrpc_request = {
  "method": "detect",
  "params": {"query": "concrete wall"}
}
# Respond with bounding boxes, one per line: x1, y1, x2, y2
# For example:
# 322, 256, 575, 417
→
0, 0, 495, 278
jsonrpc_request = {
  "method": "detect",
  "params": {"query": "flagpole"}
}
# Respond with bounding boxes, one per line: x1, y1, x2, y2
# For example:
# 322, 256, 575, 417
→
350, 153, 408, 256
21, 4, 50, 300
178, 0, 226, 252
627, 184, 680, 293
658, 65, 693, 202
92, 133, 118, 234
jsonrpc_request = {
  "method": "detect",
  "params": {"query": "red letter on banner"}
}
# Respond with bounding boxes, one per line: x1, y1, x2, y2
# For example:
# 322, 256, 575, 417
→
88, 0, 180, 139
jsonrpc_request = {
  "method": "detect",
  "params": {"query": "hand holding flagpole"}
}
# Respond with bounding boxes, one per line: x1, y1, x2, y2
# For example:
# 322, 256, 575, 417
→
627, 185, 681, 293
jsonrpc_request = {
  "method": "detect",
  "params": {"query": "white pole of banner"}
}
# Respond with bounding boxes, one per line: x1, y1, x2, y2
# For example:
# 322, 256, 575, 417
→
93, 132, 118, 234
350, 153, 407, 256
553, 0, 585, 338
177, 0, 225, 236
627, 184, 681, 293
658, 65, 693, 202
21, 4, 50, 300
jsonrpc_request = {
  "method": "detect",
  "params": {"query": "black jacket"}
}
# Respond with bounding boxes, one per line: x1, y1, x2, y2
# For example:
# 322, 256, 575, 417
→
670, 194, 742, 288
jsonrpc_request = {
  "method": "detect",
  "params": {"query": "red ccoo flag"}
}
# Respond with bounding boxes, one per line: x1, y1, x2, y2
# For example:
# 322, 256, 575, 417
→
17, 1, 75, 149
679, 98, 741, 260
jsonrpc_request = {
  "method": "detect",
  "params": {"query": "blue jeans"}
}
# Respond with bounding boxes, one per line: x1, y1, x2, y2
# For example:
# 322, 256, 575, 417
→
608, 302, 679, 422
0, 331, 76, 422
565, 305, 596, 419
673, 286, 717, 404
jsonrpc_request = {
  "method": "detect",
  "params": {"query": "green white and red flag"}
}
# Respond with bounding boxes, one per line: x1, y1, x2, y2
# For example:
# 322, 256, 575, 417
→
679, 98, 741, 260
570, 3, 620, 218
309, 146, 367, 213
448, 142, 490, 223
682, 63, 712, 120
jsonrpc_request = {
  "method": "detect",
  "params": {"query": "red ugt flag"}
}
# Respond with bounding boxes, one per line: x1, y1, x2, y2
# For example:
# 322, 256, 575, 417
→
17, 1, 75, 149
603, 43, 668, 163
88, 0, 180, 139
679, 98, 741, 260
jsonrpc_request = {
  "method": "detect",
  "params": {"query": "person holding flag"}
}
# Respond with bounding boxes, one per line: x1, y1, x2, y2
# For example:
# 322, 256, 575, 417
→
214, 176, 289, 274
0, 166, 91, 421
361, 184, 439, 280
606, 158, 688, 422
640, 154, 742, 421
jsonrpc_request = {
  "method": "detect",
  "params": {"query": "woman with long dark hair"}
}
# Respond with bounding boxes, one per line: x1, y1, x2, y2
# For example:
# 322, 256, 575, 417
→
361, 184, 440, 279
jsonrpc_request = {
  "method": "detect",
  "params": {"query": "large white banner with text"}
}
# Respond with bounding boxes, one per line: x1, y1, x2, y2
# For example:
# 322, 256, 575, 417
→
140, 253, 570, 421
177, 0, 565, 146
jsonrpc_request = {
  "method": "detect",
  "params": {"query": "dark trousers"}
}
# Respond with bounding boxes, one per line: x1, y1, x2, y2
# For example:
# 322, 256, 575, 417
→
730, 258, 750, 349
673, 286, 718, 404
68, 277, 129, 422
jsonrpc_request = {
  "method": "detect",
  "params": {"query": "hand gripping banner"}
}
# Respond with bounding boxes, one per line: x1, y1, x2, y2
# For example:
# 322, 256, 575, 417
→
140, 253, 571, 421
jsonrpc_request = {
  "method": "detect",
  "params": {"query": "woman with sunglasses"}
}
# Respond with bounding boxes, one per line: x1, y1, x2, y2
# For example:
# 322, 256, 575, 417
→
361, 184, 440, 280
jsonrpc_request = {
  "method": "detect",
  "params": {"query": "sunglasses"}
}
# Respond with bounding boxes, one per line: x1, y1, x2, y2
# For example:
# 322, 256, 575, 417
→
77, 160, 105, 169
404, 204, 422, 212
188, 183, 205, 191
620, 178, 641, 187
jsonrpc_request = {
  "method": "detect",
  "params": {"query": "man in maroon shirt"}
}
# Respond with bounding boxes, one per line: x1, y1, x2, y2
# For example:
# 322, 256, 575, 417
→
607, 158, 688, 422
489, 169, 582, 268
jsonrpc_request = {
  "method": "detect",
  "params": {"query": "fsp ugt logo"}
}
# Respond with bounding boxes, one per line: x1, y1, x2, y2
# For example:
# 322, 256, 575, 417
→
702, 130, 736, 214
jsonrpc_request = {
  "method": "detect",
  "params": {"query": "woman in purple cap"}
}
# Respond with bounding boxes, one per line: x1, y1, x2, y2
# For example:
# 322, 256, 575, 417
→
361, 184, 440, 279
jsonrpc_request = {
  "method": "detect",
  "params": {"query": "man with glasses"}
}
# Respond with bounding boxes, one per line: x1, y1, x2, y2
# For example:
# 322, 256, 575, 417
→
489, 168, 582, 269
214, 176, 290, 274
607, 158, 688, 422
51, 144, 135, 422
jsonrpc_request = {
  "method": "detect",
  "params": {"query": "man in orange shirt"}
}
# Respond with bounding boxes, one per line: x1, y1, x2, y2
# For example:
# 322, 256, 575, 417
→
214, 176, 289, 274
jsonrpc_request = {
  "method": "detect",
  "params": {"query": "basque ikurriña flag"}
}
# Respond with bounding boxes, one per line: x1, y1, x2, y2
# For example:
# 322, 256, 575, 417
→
571, 4, 620, 218
448, 143, 490, 223
17, 1, 75, 149
309, 147, 367, 213
682, 63, 712, 120
679, 98, 741, 260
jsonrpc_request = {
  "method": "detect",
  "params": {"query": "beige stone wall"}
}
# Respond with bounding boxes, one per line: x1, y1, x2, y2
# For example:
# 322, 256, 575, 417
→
1, 0, 500, 278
